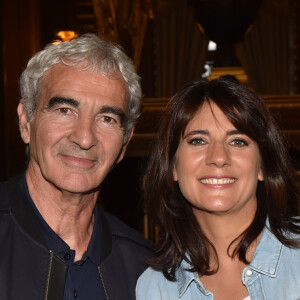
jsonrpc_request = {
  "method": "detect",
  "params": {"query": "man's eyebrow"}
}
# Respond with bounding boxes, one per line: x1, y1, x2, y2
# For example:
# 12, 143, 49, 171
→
48, 97, 79, 108
100, 106, 126, 125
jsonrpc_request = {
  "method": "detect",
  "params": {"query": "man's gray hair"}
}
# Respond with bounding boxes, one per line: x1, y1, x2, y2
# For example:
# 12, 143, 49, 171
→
20, 33, 142, 141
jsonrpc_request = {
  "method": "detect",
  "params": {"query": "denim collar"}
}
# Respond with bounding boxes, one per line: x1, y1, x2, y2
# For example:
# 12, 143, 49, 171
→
176, 258, 211, 297
175, 224, 283, 297
248, 226, 283, 277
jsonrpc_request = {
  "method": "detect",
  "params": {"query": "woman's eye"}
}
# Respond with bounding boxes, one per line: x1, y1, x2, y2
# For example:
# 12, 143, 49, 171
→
230, 139, 248, 147
188, 138, 205, 145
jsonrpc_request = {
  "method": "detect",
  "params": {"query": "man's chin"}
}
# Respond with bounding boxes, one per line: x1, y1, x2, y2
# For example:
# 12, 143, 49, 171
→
47, 173, 101, 195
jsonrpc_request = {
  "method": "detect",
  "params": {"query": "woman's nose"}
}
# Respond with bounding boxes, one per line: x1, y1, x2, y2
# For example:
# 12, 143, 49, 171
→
205, 142, 231, 167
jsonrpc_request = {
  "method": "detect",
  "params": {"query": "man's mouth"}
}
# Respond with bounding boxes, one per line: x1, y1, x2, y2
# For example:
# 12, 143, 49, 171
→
60, 154, 97, 167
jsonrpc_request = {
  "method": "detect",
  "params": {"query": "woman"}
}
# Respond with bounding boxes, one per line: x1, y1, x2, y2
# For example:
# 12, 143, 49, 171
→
136, 78, 300, 299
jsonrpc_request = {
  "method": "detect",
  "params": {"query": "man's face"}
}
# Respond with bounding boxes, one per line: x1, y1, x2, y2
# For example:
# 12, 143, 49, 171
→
18, 63, 130, 194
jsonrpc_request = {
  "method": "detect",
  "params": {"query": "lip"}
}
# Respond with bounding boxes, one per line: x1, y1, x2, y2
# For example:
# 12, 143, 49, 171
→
60, 154, 97, 168
198, 176, 237, 187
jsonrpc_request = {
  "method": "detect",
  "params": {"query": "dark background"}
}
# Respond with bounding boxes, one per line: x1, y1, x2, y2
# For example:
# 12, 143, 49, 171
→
1, 0, 299, 233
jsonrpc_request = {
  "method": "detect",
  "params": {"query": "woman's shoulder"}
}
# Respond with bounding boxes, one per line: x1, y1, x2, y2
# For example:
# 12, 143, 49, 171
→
137, 266, 172, 287
138, 266, 163, 279
136, 267, 178, 299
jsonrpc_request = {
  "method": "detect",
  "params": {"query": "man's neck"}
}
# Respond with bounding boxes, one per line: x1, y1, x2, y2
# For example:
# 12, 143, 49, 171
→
25, 167, 98, 261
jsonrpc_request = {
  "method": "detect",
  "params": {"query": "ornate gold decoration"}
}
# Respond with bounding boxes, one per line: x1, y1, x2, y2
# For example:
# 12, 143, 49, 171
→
208, 66, 248, 84
55, 31, 79, 42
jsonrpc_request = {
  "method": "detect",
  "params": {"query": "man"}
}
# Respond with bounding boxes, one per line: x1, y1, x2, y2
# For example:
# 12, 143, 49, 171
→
0, 34, 152, 300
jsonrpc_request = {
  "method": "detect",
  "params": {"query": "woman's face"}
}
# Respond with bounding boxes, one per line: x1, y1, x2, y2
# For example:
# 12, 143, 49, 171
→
173, 101, 264, 220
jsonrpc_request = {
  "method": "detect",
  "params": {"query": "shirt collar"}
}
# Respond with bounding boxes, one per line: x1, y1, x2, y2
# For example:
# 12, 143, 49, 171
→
176, 259, 209, 297
20, 174, 71, 254
248, 225, 283, 277
175, 222, 284, 297
85, 205, 101, 265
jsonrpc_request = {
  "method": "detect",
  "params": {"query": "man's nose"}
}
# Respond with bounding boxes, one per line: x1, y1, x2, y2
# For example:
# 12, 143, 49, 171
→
69, 116, 98, 150
205, 142, 231, 167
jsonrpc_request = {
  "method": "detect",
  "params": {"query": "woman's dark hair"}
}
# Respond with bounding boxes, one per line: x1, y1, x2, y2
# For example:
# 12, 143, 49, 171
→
144, 78, 300, 280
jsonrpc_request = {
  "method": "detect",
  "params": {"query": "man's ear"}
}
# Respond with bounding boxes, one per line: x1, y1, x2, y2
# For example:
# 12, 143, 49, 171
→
116, 128, 134, 164
17, 100, 31, 144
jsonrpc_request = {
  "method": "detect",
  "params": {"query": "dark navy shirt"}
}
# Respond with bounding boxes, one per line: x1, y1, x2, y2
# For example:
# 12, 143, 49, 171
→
19, 174, 107, 300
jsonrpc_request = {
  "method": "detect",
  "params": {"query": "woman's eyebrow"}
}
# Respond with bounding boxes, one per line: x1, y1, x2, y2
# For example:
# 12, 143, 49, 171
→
183, 129, 243, 139
183, 130, 208, 139
226, 129, 242, 136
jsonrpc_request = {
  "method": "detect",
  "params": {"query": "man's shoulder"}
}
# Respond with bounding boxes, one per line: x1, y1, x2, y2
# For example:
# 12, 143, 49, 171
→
0, 174, 23, 209
102, 210, 151, 249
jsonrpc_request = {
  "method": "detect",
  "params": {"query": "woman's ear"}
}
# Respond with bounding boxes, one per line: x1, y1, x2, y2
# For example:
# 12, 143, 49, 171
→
17, 100, 31, 144
173, 161, 178, 182
258, 167, 264, 182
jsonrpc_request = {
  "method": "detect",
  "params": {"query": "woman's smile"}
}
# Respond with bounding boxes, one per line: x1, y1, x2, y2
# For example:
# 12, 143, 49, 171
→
173, 101, 264, 216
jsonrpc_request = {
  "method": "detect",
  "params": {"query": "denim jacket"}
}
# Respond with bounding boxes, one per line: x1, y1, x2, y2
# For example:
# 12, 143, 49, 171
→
136, 225, 300, 299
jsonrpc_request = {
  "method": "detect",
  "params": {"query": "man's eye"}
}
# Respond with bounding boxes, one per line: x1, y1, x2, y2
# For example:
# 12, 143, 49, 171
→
188, 138, 205, 145
102, 116, 116, 124
230, 139, 248, 147
58, 108, 71, 115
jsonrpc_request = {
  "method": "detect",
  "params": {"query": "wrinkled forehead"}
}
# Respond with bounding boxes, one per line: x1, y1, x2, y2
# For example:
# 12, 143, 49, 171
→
35, 63, 129, 113
43, 61, 124, 81
39, 62, 128, 96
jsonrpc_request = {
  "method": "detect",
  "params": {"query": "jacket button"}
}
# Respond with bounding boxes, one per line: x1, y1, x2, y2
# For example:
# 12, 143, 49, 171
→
246, 269, 253, 277
64, 253, 71, 260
